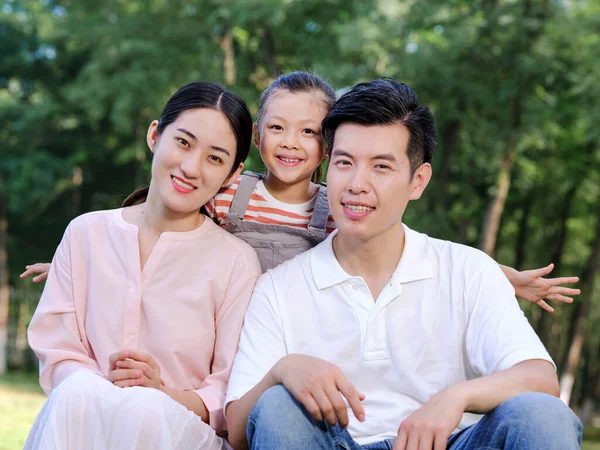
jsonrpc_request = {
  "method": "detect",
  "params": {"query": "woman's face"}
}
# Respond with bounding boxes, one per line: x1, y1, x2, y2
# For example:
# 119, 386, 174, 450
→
147, 108, 242, 215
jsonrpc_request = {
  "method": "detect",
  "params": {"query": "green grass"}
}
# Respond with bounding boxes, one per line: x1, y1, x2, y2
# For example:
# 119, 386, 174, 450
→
0, 372, 598, 449
0, 372, 46, 450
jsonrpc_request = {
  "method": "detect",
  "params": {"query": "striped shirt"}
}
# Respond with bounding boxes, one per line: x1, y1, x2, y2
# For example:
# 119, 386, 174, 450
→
205, 176, 336, 234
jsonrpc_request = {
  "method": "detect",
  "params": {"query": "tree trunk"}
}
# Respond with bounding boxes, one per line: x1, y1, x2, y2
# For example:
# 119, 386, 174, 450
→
559, 200, 600, 405
135, 116, 146, 188
513, 189, 534, 271
480, 152, 516, 257
544, 184, 577, 354
262, 26, 279, 79
0, 187, 9, 375
579, 337, 600, 425
480, 0, 546, 258
218, 31, 236, 87
72, 166, 83, 218
550, 184, 577, 276
437, 119, 461, 212
558, 301, 581, 374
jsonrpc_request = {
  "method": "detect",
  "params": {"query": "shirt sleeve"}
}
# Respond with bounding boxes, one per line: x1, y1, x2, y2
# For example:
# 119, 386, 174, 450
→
193, 254, 261, 432
204, 187, 232, 226
204, 197, 217, 220
465, 259, 555, 376
224, 272, 288, 409
27, 224, 102, 395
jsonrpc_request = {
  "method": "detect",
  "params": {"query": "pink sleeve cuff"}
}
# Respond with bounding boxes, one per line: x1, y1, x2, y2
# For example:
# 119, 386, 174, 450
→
195, 385, 226, 431
42, 360, 103, 395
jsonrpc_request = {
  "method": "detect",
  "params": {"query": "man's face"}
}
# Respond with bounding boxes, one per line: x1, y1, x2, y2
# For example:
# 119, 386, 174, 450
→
326, 122, 431, 243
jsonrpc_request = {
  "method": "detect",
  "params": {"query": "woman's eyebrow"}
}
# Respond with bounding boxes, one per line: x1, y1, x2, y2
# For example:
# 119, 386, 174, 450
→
211, 146, 231, 157
176, 128, 197, 141
177, 128, 231, 156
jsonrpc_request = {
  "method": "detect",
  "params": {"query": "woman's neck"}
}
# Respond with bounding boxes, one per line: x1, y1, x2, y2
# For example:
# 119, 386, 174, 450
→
263, 172, 318, 204
131, 189, 204, 234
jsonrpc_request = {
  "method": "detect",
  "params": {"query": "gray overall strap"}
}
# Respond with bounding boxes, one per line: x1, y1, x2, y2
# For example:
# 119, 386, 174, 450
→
227, 172, 262, 221
307, 184, 329, 236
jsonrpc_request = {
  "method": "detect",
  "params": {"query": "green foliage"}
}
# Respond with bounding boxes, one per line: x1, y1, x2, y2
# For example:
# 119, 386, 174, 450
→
2, 0, 600, 405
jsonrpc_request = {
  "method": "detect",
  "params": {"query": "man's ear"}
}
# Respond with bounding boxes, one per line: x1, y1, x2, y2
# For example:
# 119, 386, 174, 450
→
146, 120, 160, 153
409, 163, 432, 201
252, 123, 260, 149
223, 163, 244, 187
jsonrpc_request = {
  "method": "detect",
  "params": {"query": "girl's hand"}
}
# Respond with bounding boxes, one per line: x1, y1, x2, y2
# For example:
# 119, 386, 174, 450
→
108, 350, 162, 389
511, 263, 580, 312
20, 263, 51, 283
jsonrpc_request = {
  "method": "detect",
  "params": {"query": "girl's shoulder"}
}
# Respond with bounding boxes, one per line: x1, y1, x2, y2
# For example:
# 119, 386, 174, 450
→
206, 174, 255, 223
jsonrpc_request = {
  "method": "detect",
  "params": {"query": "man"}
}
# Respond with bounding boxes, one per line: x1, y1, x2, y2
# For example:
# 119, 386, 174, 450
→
225, 79, 582, 450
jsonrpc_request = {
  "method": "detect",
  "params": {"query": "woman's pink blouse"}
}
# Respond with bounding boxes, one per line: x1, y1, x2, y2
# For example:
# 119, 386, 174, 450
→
28, 209, 261, 431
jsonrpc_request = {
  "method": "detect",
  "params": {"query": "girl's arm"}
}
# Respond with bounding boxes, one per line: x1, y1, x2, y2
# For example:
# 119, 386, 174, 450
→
28, 225, 102, 395
499, 263, 580, 312
20, 262, 51, 283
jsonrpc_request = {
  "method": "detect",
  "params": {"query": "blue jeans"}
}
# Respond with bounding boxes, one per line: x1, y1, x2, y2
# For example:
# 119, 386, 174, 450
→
246, 385, 582, 449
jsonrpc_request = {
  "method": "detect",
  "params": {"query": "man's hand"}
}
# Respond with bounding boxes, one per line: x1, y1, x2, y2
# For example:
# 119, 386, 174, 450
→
20, 263, 51, 283
393, 386, 466, 450
272, 354, 366, 428
108, 350, 162, 389
511, 263, 580, 312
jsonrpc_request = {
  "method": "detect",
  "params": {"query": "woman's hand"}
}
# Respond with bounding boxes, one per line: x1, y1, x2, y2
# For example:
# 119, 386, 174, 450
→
108, 350, 162, 389
20, 263, 51, 283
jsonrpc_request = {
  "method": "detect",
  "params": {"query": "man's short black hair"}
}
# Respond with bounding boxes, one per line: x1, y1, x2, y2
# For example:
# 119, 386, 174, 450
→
323, 79, 437, 175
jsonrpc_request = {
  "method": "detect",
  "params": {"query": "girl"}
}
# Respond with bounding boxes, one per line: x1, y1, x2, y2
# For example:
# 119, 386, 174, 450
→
22, 73, 578, 308
24, 82, 261, 450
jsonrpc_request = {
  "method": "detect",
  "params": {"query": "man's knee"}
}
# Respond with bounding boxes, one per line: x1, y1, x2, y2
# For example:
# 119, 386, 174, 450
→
249, 385, 305, 427
494, 392, 582, 443
247, 385, 330, 448
498, 392, 579, 425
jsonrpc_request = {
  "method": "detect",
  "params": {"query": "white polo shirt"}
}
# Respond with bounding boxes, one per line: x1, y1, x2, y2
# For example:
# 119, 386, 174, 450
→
225, 225, 553, 445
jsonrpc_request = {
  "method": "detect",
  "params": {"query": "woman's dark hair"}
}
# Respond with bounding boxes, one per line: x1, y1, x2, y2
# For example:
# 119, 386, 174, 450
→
322, 79, 437, 176
257, 71, 335, 184
122, 82, 253, 207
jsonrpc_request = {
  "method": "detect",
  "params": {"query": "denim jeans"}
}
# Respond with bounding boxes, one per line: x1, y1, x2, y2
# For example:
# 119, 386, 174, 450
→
246, 385, 582, 450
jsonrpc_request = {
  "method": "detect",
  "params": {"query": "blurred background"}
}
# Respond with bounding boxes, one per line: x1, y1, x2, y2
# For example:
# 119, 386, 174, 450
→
1, 0, 599, 448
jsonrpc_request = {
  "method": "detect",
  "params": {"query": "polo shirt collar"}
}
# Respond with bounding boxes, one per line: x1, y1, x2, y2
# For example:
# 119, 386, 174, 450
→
311, 224, 433, 290
393, 225, 433, 284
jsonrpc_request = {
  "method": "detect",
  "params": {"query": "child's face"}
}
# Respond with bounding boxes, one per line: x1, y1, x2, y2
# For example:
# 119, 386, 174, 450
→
256, 90, 328, 187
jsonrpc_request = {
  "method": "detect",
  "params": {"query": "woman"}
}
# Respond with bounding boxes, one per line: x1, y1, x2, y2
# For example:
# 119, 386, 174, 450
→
25, 82, 261, 450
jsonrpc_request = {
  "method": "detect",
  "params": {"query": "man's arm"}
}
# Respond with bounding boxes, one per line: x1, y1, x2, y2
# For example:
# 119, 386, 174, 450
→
225, 271, 366, 450
224, 281, 288, 450
227, 354, 365, 450
459, 359, 558, 413
394, 257, 559, 450
393, 359, 558, 450
226, 370, 279, 450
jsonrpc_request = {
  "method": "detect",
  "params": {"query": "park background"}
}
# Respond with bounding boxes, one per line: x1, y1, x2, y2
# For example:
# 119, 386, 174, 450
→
1, 0, 599, 448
